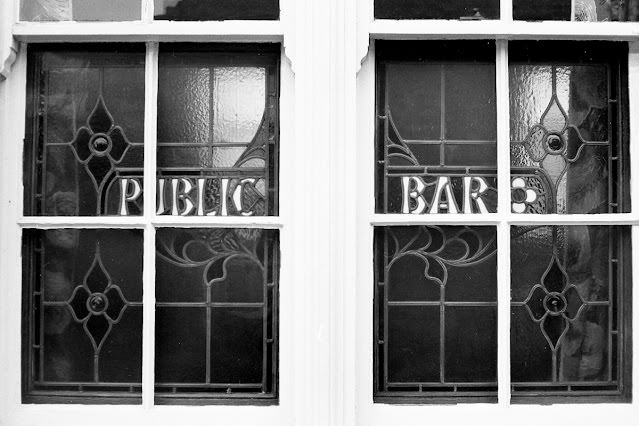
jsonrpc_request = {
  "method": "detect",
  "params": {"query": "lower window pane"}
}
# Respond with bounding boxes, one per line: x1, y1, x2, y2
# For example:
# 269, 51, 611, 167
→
154, 228, 279, 404
511, 225, 632, 402
374, 226, 498, 402
22, 229, 143, 403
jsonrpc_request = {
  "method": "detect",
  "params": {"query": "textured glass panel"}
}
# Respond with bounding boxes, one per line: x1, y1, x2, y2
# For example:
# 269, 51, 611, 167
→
21, 0, 142, 21
377, 41, 497, 215
154, 228, 278, 403
154, 0, 279, 20
23, 229, 143, 402
374, 0, 500, 19
374, 226, 497, 401
24, 46, 145, 217
509, 42, 629, 214
511, 225, 629, 397
514, 0, 639, 21
157, 46, 278, 217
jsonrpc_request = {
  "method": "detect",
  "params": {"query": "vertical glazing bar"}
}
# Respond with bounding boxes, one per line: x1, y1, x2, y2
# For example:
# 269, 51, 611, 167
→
628, 43, 639, 214
496, 40, 511, 404
501, 0, 513, 21
142, 0, 154, 22
142, 41, 159, 409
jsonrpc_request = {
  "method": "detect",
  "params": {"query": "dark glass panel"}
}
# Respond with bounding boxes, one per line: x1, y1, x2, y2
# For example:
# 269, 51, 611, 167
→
21, 0, 142, 21
374, 0, 500, 19
387, 255, 441, 302
511, 225, 629, 398
514, 0, 639, 21
509, 42, 629, 214
23, 229, 143, 402
445, 64, 496, 141
387, 306, 441, 383
25, 45, 145, 216
210, 308, 264, 384
155, 307, 208, 383
376, 41, 497, 215
513, 0, 571, 20
154, 0, 279, 20
444, 307, 497, 382
154, 228, 278, 402
157, 45, 279, 217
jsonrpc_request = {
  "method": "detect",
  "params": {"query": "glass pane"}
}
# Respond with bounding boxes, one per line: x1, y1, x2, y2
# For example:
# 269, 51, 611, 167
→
154, 228, 279, 403
514, 0, 639, 21
24, 46, 145, 217
20, 0, 142, 21
511, 226, 630, 400
22, 229, 143, 403
374, 0, 500, 19
509, 42, 629, 214
154, 0, 279, 20
157, 45, 279, 217
374, 226, 498, 401
376, 41, 497, 215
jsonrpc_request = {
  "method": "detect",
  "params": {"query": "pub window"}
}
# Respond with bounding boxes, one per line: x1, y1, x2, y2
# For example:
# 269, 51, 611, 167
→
373, 40, 632, 404
22, 43, 281, 405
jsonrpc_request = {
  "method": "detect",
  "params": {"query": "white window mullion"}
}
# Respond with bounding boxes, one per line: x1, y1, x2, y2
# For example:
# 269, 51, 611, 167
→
501, 0, 513, 22
496, 39, 511, 406
142, 41, 159, 409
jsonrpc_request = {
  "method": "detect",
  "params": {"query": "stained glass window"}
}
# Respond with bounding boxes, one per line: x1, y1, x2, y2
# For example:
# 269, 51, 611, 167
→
513, 0, 639, 21
20, 0, 142, 21
509, 41, 630, 214
374, 226, 498, 402
154, 0, 280, 21
24, 45, 146, 217
154, 228, 279, 403
157, 44, 279, 217
511, 225, 631, 401
374, 0, 500, 20
22, 229, 143, 403
376, 41, 497, 215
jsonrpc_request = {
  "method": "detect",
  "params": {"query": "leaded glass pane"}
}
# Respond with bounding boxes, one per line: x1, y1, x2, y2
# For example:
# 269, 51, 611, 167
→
22, 229, 143, 403
20, 0, 142, 21
509, 41, 629, 214
24, 45, 145, 217
510, 225, 631, 401
154, 228, 279, 404
374, 226, 498, 402
374, 0, 500, 20
376, 41, 497, 215
157, 45, 279, 217
154, 0, 279, 20
513, 0, 639, 21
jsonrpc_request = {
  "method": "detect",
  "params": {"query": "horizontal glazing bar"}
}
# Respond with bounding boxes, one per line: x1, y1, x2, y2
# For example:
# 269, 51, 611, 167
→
371, 20, 639, 41
13, 21, 284, 43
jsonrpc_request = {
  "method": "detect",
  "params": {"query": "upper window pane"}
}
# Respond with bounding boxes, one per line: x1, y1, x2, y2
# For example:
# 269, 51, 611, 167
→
513, 0, 639, 21
509, 41, 630, 214
374, 0, 500, 20
154, 0, 279, 20
24, 45, 146, 216
157, 44, 280, 217
376, 41, 497, 215
20, 0, 141, 21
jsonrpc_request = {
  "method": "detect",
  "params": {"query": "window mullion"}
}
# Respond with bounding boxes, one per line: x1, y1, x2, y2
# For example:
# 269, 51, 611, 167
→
142, 41, 159, 409
496, 39, 511, 405
501, 0, 513, 21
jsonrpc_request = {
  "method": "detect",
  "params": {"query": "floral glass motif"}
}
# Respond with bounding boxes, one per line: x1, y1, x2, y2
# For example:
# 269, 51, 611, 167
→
20, 0, 142, 21
511, 226, 630, 400
513, 0, 639, 21
374, 226, 497, 401
510, 42, 629, 214
24, 46, 145, 217
23, 229, 143, 402
154, 228, 278, 403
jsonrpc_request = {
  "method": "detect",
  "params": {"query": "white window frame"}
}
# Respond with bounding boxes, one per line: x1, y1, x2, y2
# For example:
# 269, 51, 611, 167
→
355, 0, 639, 424
0, 0, 345, 425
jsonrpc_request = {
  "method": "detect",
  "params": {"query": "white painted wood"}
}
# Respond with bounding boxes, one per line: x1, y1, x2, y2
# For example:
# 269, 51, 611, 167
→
495, 39, 511, 406
370, 20, 639, 40
501, 0, 513, 22
12, 21, 284, 42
